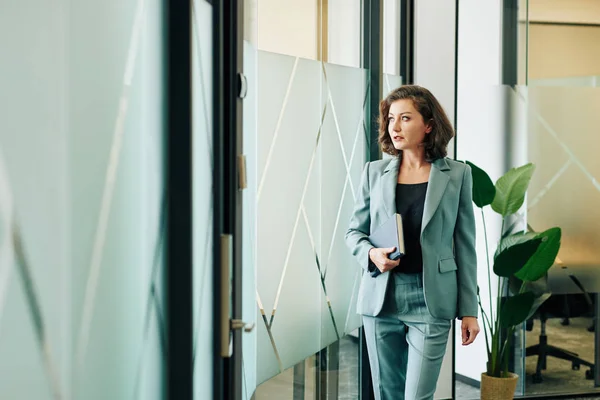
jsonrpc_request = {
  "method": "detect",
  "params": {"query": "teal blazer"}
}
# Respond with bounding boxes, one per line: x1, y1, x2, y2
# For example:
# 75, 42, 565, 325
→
345, 155, 478, 320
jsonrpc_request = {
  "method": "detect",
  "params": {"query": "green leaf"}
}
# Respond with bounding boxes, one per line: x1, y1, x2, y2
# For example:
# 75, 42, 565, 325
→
527, 292, 552, 320
466, 161, 496, 208
508, 274, 548, 295
495, 232, 537, 259
493, 238, 542, 277
491, 163, 536, 217
515, 227, 562, 282
500, 292, 536, 328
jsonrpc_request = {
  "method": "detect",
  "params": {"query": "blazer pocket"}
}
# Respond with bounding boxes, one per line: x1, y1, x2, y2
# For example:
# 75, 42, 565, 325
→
438, 257, 458, 273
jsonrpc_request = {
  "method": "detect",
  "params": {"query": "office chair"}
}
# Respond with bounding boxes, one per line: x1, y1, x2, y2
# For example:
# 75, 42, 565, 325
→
525, 274, 595, 383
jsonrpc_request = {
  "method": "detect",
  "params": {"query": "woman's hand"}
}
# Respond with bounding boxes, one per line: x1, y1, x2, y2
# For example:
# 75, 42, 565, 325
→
368, 247, 400, 273
461, 316, 480, 345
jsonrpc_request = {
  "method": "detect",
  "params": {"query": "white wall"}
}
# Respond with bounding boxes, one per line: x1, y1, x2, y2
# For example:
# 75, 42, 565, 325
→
328, 0, 361, 67
455, 0, 505, 383
257, 0, 318, 60
413, 1, 457, 397
383, 0, 401, 76
414, 0, 457, 137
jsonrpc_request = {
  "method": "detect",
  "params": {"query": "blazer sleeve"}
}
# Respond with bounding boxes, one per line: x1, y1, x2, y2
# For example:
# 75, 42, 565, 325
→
454, 164, 479, 318
345, 162, 375, 273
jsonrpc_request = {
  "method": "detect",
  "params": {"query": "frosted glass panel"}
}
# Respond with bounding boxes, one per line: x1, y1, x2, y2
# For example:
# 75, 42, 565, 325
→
383, 74, 404, 96
254, 51, 367, 385
256, 53, 323, 384
242, 40, 258, 400
527, 86, 600, 268
0, 0, 166, 398
321, 63, 367, 343
521, 84, 600, 396
193, 1, 214, 400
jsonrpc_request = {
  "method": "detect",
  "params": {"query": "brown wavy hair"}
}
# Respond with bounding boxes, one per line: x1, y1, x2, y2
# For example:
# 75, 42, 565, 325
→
378, 85, 454, 162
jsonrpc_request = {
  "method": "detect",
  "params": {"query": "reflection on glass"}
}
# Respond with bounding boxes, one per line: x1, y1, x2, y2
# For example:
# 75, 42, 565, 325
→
524, 84, 600, 396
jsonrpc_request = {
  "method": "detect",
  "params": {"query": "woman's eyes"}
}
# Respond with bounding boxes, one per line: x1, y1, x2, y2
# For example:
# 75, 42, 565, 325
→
389, 116, 410, 122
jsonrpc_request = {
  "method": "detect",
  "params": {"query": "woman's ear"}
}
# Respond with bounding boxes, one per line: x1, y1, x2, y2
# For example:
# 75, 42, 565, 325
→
425, 120, 433, 134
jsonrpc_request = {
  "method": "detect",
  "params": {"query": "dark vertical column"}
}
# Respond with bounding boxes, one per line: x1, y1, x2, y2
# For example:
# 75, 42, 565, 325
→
166, 0, 193, 398
361, 1, 381, 398
502, 0, 519, 87
502, 0, 519, 172
399, 0, 415, 85
362, 0, 382, 163
594, 293, 600, 387
327, 341, 340, 398
359, 328, 374, 400
316, 348, 325, 400
219, 0, 245, 398
213, 0, 224, 396
293, 361, 306, 400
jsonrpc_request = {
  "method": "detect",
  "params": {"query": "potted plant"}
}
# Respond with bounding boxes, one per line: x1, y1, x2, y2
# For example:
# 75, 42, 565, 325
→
466, 161, 561, 400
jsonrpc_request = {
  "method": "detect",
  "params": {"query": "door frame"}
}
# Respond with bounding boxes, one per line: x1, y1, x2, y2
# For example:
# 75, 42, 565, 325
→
166, 0, 193, 398
213, 0, 245, 399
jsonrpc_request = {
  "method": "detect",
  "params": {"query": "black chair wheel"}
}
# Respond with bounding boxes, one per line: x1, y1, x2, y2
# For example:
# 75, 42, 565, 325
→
533, 373, 543, 384
572, 363, 580, 370
586, 369, 594, 380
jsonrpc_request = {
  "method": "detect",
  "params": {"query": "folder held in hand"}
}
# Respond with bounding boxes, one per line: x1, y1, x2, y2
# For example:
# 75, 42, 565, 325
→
368, 213, 406, 260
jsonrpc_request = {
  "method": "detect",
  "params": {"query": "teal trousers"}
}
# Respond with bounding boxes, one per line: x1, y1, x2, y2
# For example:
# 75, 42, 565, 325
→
363, 273, 451, 400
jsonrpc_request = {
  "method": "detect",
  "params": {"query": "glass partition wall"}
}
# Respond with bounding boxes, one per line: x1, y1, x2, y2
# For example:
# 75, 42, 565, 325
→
0, 0, 168, 398
517, 0, 600, 397
241, 0, 406, 398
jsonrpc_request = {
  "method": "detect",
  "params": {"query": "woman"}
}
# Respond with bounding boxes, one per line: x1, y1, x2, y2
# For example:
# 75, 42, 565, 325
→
345, 85, 479, 400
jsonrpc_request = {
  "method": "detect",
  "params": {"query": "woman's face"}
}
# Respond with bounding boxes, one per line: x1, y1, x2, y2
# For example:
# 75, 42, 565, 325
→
387, 99, 432, 152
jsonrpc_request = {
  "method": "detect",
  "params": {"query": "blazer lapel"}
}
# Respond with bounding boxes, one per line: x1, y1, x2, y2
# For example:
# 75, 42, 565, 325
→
421, 158, 450, 234
381, 156, 400, 219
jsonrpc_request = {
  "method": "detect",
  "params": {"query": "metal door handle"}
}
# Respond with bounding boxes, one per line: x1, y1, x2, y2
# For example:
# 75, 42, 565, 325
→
231, 319, 255, 333
220, 234, 232, 358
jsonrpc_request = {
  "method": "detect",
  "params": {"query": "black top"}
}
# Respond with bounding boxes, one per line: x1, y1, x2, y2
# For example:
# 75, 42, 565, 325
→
394, 182, 428, 274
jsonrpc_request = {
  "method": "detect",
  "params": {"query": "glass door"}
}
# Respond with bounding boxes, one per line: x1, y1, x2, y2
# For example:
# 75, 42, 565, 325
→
239, 1, 400, 399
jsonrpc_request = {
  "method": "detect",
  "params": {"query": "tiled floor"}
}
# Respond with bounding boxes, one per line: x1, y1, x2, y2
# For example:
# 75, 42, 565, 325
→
256, 318, 600, 399
456, 317, 600, 399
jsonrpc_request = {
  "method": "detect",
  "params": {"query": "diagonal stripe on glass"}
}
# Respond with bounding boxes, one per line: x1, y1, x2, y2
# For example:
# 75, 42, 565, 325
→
132, 195, 167, 398
76, 0, 146, 367
514, 87, 600, 192
13, 224, 64, 400
528, 160, 571, 210
256, 291, 284, 372
321, 75, 368, 279
268, 99, 328, 326
301, 205, 339, 341
256, 57, 300, 203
